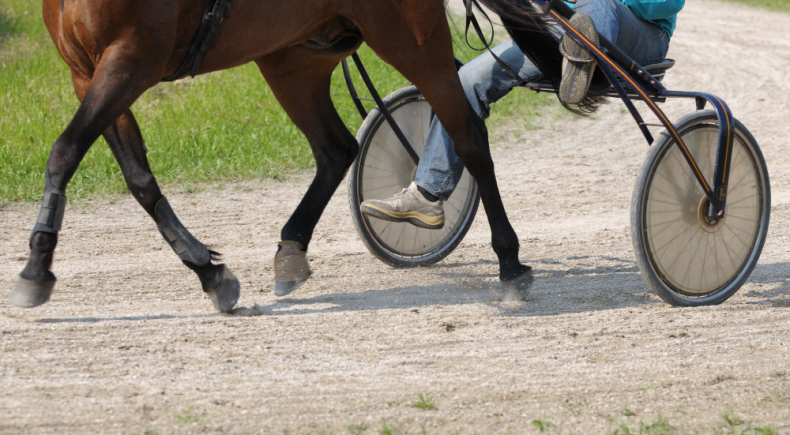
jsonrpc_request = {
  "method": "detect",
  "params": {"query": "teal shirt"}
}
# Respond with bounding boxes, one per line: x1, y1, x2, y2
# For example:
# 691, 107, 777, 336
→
619, 0, 685, 38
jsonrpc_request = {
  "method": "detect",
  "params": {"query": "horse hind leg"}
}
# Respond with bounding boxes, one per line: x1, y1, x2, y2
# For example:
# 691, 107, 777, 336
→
359, 8, 533, 295
255, 47, 359, 296
102, 110, 240, 312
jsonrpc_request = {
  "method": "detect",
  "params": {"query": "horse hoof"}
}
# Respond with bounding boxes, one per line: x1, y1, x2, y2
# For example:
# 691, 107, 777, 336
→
206, 265, 240, 313
10, 278, 55, 308
273, 241, 312, 297
501, 265, 534, 301
273, 279, 309, 297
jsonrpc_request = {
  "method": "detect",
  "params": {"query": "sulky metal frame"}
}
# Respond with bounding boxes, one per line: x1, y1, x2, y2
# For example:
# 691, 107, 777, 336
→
342, 0, 736, 221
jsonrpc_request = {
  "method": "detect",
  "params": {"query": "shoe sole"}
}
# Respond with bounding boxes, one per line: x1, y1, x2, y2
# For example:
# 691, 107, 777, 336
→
360, 204, 445, 230
560, 13, 599, 105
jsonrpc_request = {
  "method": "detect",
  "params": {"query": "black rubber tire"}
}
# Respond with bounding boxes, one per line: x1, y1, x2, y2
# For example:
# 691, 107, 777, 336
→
631, 110, 770, 306
348, 86, 480, 268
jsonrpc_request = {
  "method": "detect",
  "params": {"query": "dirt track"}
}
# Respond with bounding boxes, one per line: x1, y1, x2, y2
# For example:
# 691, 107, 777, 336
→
2, 0, 790, 433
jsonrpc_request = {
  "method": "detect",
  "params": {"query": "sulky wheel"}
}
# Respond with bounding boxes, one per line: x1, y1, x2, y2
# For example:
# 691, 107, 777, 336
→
631, 110, 770, 306
348, 85, 480, 268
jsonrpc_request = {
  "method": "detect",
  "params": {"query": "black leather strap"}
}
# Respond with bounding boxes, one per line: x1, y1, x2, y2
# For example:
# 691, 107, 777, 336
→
30, 170, 67, 246
162, 0, 229, 82
31, 190, 67, 237
463, 0, 523, 83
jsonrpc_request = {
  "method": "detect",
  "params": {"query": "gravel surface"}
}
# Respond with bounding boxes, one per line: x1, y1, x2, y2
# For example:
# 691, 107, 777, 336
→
2, 0, 790, 433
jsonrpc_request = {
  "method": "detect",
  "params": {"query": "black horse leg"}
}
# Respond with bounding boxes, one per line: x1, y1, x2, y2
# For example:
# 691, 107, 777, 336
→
361, 10, 533, 295
433, 109, 533, 294
450, 114, 531, 282
256, 50, 359, 296
101, 111, 239, 312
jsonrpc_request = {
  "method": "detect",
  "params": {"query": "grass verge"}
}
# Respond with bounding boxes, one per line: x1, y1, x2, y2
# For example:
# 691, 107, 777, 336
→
719, 0, 790, 13
0, 1, 553, 204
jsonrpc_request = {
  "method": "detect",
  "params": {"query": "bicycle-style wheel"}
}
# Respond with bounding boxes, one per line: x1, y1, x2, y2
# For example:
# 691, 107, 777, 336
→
348, 86, 480, 268
631, 110, 770, 306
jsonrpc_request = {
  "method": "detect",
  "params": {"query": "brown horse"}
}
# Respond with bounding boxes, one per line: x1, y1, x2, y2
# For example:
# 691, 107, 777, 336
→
11, 0, 575, 312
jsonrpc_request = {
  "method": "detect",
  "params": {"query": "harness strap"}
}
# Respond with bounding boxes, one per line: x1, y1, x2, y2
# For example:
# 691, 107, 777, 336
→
463, 0, 523, 83
162, 0, 229, 82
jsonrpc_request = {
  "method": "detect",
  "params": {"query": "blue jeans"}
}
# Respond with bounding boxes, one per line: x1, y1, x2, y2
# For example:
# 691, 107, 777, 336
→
414, 0, 669, 200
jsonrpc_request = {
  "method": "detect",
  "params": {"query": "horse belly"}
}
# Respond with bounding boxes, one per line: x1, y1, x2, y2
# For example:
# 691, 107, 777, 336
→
195, 0, 361, 73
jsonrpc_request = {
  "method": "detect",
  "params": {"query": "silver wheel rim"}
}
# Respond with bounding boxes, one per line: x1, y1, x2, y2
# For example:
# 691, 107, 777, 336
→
645, 124, 762, 296
359, 96, 477, 257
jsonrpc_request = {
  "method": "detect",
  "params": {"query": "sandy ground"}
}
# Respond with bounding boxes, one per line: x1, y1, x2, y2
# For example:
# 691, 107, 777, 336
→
2, 1, 790, 434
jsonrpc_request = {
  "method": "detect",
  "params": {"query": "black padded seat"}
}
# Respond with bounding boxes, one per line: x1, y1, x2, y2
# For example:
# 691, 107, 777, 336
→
643, 58, 675, 82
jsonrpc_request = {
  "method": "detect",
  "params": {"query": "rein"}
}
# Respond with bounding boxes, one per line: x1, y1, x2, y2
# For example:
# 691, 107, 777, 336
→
162, 0, 229, 82
463, 0, 523, 83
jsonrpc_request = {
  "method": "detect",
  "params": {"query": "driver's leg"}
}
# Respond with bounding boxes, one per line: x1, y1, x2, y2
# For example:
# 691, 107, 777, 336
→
415, 40, 542, 201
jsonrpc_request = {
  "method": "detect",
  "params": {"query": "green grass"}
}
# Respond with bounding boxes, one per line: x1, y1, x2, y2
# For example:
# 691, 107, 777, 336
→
721, 0, 790, 12
531, 419, 579, 435
603, 408, 779, 435
560, 398, 588, 416
608, 414, 674, 435
347, 423, 367, 435
379, 419, 400, 435
532, 419, 558, 433
621, 408, 637, 418
407, 392, 436, 410
771, 384, 788, 405
173, 404, 211, 426
0, 0, 552, 204
712, 409, 778, 435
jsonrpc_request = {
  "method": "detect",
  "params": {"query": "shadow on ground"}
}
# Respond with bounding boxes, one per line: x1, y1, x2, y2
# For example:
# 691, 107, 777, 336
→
741, 261, 790, 307
35, 314, 213, 323
30, 260, 790, 323
242, 259, 790, 317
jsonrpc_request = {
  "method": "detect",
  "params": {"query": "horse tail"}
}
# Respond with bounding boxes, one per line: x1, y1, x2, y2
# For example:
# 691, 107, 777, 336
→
477, 0, 604, 114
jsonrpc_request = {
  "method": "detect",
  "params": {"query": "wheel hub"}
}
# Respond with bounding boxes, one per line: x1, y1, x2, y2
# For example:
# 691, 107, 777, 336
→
697, 196, 725, 233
